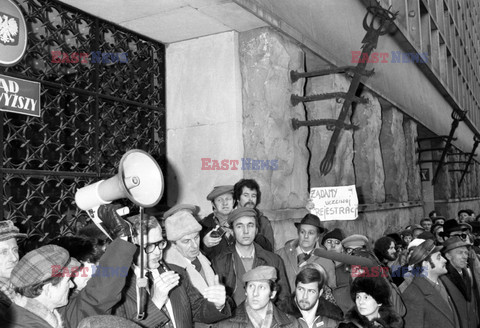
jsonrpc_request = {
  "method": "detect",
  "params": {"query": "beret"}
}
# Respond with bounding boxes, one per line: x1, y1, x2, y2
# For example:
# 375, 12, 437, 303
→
227, 207, 257, 225
207, 185, 234, 201
163, 204, 200, 220
442, 236, 470, 254
10, 245, 81, 288
0, 220, 26, 242
165, 211, 202, 241
342, 234, 368, 249
243, 266, 277, 283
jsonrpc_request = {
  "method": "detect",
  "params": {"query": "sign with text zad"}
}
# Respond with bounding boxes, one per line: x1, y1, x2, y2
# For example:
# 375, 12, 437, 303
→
309, 185, 358, 221
0, 75, 41, 117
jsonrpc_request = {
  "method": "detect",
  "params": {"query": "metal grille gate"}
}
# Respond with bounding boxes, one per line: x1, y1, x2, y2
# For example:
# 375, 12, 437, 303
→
0, 0, 165, 251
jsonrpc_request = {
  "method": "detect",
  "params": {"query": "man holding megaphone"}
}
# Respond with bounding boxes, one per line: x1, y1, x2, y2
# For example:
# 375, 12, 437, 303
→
111, 212, 233, 328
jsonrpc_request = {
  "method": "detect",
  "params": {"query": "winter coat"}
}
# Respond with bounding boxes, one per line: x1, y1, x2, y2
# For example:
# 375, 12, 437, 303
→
215, 301, 299, 328
338, 306, 403, 328
276, 239, 336, 291
212, 242, 290, 305
440, 263, 479, 328
401, 276, 458, 328
278, 293, 343, 328
112, 263, 232, 328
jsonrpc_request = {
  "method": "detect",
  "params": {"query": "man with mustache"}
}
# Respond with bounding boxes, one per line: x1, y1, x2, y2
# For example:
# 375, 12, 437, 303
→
440, 236, 479, 328
279, 266, 343, 328
402, 239, 459, 328
233, 179, 274, 251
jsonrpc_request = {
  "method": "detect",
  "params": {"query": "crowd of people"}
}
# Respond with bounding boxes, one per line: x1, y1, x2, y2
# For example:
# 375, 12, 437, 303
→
1, 178, 480, 328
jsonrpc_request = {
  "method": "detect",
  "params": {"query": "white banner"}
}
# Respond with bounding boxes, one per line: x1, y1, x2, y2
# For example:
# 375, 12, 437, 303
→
309, 185, 358, 221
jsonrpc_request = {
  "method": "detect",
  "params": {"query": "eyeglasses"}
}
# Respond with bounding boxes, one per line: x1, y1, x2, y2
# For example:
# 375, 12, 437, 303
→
451, 233, 468, 241
144, 240, 168, 254
324, 239, 341, 246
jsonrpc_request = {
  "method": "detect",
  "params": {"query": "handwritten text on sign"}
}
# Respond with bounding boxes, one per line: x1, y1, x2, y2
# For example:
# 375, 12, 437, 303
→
309, 185, 358, 221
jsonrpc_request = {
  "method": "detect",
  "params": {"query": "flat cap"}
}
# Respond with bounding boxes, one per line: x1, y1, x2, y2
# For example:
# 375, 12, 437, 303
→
207, 185, 234, 201
442, 236, 471, 254
294, 214, 326, 233
0, 221, 27, 242
163, 204, 200, 220
227, 207, 257, 225
342, 234, 369, 249
165, 211, 202, 241
242, 265, 277, 283
10, 245, 81, 288
408, 239, 442, 266
440, 219, 471, 237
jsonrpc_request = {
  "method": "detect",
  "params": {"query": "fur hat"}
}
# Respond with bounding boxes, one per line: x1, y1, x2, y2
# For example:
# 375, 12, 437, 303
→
322, 228, 345, 244
350, 276, 391, 305
164, 211, 202, 241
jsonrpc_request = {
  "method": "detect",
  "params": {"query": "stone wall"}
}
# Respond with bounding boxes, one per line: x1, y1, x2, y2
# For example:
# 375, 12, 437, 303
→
238, 27, 309, 250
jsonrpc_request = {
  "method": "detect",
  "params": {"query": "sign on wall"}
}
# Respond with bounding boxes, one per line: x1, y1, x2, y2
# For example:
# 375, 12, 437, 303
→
0, 0, 28, 66
0, 74, 41, 117
309, 185, 358, 221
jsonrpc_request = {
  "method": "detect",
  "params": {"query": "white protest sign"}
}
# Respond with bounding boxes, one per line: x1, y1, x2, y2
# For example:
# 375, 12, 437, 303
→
309, 185, 358, 221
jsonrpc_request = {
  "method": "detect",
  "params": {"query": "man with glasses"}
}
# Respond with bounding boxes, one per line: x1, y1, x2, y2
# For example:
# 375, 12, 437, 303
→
113, 213, 231, 328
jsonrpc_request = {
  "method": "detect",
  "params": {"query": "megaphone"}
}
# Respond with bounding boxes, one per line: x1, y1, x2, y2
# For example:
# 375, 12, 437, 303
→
75, 149, 164, 210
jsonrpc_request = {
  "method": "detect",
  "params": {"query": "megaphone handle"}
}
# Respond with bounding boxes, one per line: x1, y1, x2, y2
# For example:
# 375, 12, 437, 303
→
138, 206, 146, 319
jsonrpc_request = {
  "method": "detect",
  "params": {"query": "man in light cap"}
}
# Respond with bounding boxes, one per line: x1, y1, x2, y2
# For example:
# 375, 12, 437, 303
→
200, 185, 235, 259
341, 234, 369, 254
212, 207, 290, 306
113, 213, 232, 328
276, 214, 336, 292
0, 220, 26, 309
3, 244, 79, 327
440, 236, 479, 328
164, 207, 219, 297
402, 239, 459, 328
216, 266, 299, 328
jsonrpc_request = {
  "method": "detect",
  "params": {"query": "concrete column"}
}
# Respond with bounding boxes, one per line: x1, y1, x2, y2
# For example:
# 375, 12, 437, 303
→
403, 119, 422, 201
166, 32, 244, 214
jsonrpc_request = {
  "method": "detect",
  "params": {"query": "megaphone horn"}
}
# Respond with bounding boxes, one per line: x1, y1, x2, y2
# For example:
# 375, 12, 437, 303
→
75, 149, 164, 210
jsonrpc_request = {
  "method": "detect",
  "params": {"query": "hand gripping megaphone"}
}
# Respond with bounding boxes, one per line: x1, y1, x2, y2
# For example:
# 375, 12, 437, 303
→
75, 149, 164, 211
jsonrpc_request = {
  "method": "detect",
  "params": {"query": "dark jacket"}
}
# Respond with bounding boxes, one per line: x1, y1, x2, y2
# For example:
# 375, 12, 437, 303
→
212, 242, 290, 305
3, 303, 53, 328
113, 263, 232, 328
440, 263, 478, 328
201, 213, 273, 260
338, 306, 403, 328
401, 276, 458, 328
215, 301, 298, 328
60, 238, 137, 328
278, 293, 343, 328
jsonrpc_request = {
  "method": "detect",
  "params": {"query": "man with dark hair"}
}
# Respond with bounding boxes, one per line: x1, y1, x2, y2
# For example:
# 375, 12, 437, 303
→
216, 266, 298, 328
3, 244, 79, 327
440, 236, 479, 328
113, 213, 232, 328
212, 207, 290, 306
373, 236, 398, 270
458, 209, 473, 223
276, 214, 336, 292
233, 178, 275, 251
420, 218, 433, 231
402, 239, 459, 328
279, 267, 343, 328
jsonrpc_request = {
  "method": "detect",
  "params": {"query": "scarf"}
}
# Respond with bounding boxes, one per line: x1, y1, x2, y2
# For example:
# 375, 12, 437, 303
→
0, 278, 16, 302
246, 301, 274, 328
164, 247, 216, 294
15, 296, 64, 328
